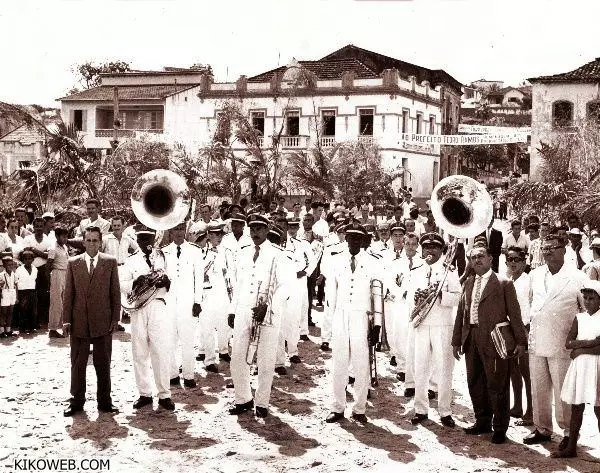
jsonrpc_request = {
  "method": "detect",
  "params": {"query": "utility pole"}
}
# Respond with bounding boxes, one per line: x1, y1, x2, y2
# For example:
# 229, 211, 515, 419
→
110, 86, 120, 152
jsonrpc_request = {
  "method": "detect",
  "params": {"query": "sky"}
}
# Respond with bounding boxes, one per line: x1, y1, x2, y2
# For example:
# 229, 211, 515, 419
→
1, 0, 599, 107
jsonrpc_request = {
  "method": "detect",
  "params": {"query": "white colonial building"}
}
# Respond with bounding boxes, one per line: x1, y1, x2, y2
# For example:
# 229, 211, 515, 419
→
529, 57, 600, 180
60, 45, 462, 199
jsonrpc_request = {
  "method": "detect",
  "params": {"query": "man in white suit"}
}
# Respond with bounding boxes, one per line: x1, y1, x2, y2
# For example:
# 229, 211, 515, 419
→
163, 221, 204, 388
523, 234, 586, 448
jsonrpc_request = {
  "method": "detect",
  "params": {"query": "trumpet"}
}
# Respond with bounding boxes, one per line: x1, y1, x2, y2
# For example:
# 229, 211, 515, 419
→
246, 281, 263, 365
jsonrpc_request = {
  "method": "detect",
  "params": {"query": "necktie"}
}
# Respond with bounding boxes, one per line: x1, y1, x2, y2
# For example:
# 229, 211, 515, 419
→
472, 276, 482, 324
350, 255, 356, 273
145, 253, 151, 268
177, 245, 181, 259
409, 256, 413, 270
253, 246, 260, 263
89, 257, 95, 279
395, 249, 401, 259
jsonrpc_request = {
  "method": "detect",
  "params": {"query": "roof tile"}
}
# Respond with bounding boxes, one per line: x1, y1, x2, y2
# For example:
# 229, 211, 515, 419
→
529, 58, 600, 83
248, 58, 378, 82
0, 124, 46, 144
60, 84, 197, 101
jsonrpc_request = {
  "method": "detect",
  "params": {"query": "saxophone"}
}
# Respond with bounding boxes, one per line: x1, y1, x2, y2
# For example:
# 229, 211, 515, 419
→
122, 247, 169, 311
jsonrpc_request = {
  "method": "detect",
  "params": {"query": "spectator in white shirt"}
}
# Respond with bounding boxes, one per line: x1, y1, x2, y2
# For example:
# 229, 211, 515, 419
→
502, 220, 529, 254
42, 212, 56, 243
15, 250, 38, 333
311, 202, 329, 238
75, 199, 111, 237
23, 217, 51, 327
506, 246, 533, 425
566, 228, 592, 269
1, 218, 25, 262
401, 194, 417, 220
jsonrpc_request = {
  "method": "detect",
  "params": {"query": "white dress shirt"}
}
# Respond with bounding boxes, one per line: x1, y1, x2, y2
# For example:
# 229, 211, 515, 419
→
15, 265, 38, 290
512, 272, 532, 326
83, 252, 98, 273
470, 268, 493, 324
102, 233, 139, 265
502, 232, 530, 252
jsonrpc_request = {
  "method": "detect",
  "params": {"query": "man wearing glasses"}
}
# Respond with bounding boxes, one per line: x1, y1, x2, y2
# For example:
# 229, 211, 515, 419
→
524, 234, 586, 449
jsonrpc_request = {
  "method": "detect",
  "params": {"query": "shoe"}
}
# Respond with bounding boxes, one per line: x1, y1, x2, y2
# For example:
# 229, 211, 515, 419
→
463, 424, 492, 435
411, 413, 428, 425
325, 411, 344, 423
98, 404, 119, 414
196, 353, 205, 361
558, 436, 570, 450
299, 335, 310, 341
523, 430, 552, 445
48, 330, 64, 338
316, 302, 323, 308
396, 372, 405, 382
117, 324, 126, 332
441, 415, 456, 428
0, 333, 6, 338
390, 356, 397, 367
205, 364, 219, 373
183, 378, 197, 388
289, 355, 301, 364
229, 399, 254, 415
348, 376, 355, 385
308, 319, 316, 327
275, 366, 287, 375
170, 377, 181, 386
219, 353, 231, 363
509, 408, 523, 418
122, 312, 130, 320
352, 413, 368, 424
63, 405, 83, 417
320, 342, 331, 352
403, 388, 415, 397
255, 406, 268, 418
491, 431, 507, 444
428, 390, 437, 400
158, 398, 175, 411
133, 396, 153, 409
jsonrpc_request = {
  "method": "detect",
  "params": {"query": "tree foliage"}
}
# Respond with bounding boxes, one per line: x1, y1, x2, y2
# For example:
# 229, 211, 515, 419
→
456, 144, 512, 172
73, 60, 131, 90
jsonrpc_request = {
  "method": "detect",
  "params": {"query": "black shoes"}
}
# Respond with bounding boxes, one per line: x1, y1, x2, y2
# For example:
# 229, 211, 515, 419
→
275, 366, 287, 375
98, 404, 119, 414
441, 415, 456, 428
170, 376, 181, 386
491, 431, 507, 444
403, 388, 415, 397
219, 353, 231, 363
117, 324, 126, 331
325, 411, 344, 423
390, 356, 397, 367
411, 413, 428, 425
558, 436, 570, 450
183, 378, 197, 388
158, 398, 175, 411
289, 355, 301, 364
308, 319, 316, 327
352, 413, 368, 424
255, 406, 268, 418
196, 353, 205, 361
463, 424, 492, 435
396, 372, 405, 382
133, 396, 153, 409
320, 342, 331, 351
205, 364, 219, 373
523, 430, 552, 444
229, 399, 254, 415
48, 330, 64, 338
348, 376, 355, 385
299, 335, 310, 341
63, 405, 83, 417
428, 390, 437, 400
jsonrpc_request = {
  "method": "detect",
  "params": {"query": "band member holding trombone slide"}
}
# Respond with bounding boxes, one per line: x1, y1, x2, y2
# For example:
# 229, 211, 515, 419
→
325, 221, 383, 424
227, 214, 294, 418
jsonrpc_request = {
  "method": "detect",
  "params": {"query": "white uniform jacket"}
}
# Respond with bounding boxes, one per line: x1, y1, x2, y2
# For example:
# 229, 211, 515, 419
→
120, 249, 169, 309
161, 241, 204, 308
405, 258, 460, 326
285, 236, 317, 276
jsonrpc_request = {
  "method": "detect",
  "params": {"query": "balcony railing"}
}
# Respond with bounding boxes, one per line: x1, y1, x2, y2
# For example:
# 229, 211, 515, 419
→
280, 135, 308, 148
95, 129, 164, 138
320, 136, 336, 148
358, 135, 374, 145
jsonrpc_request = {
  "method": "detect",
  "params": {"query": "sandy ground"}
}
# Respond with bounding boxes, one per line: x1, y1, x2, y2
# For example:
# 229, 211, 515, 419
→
1, 307, 599, 473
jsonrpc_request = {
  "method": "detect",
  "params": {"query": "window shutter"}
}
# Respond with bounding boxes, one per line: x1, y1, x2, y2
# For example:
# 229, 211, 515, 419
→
81, 110, 87, 132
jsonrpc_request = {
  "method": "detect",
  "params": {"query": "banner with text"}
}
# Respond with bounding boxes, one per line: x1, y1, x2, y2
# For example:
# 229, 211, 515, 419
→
458, 124, 531, 135
399, 132, 529, 146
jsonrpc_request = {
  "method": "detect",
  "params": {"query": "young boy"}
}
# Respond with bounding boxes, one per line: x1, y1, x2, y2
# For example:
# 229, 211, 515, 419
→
15, 249, 38, 334
0, 256, 17, 337
48, 228, 70, 338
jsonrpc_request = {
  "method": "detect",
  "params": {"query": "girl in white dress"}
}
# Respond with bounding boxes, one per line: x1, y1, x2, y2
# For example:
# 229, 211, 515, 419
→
553, 280, 600, 458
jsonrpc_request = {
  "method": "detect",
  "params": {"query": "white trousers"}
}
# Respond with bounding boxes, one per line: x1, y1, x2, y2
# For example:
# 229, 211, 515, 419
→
321, 281, 335, 343
169, 303, 197, 380
298, 275, 309, 336
405, 322, 439, 391
48, 270, 66, 331
530, 354, 571, 436
201, 290, 230, 365
413, 324, 454, 417
276, 280, 302, 366
230, 308, 282, 409
384, 299, 409, 370
331, 313, 370, 415
131, 299, 172, 399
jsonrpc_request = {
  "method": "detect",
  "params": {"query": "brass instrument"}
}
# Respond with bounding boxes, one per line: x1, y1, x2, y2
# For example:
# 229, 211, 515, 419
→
124, 169, 191, 309
369, 278, 385, 387
411, 175, 493, 327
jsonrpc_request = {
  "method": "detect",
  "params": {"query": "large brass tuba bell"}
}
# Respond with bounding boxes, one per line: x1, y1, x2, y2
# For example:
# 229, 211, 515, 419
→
130, 169, 191, 230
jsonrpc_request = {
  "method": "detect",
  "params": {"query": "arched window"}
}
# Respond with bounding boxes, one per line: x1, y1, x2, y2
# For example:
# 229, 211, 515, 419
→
552, 101, 573, 127
587, 101, 600, 124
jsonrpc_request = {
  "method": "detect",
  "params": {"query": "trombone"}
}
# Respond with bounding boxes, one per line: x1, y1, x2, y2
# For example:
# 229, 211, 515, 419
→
369, 278, 385, 387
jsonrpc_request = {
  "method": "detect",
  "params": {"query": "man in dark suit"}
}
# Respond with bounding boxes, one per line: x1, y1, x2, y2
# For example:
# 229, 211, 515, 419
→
478, 218, 503, 272
62, 226, 121, 416
452, 245, 527, 444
